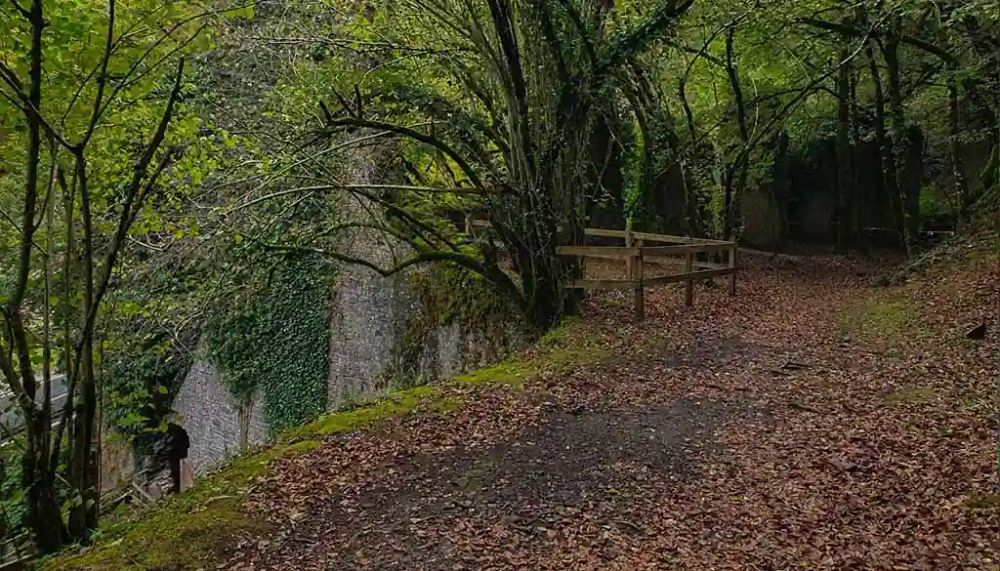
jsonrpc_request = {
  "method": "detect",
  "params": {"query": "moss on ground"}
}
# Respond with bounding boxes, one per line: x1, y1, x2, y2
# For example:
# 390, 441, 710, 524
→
456, 317, 609, 387
40, 385, 450, 571
884, 385, 939, 406
836, 296, 915, 346
281, 385, 442, 441
39, 437, 319, 571
964, 492, 1000, 511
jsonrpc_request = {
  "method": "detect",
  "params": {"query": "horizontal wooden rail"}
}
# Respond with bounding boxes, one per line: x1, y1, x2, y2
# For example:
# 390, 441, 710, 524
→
642, 242, 738, 255
463, 220, 739, 320
566, 267, 736, 290
641, 267, 737, 286
567, 278, 638, 290
557, 246, 640, 259
584, 227, 730, 245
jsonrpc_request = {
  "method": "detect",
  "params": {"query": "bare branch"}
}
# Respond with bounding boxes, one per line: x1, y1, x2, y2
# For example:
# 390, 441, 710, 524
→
78, 0, 116, 147
264, 245, 524, 310
0, 61, 24, 93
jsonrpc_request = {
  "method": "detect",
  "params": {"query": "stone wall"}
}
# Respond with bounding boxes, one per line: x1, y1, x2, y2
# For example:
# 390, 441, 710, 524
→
166, 146, 523, 479
326, 146, 416, 407
172, 361, 269, 475
418, 321, 522, 381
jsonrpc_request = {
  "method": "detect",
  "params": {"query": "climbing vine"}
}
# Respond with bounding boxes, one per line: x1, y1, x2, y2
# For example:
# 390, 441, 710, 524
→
398, 263, 520, 381
206, 253, 332, 433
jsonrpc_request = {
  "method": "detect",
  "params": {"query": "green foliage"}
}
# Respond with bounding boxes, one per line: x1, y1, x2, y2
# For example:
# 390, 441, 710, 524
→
0, 448, 26, 536
920, 183, 957, 227
836, 297, 914, 345
206, 254, 332, 433
104, 333, 192, 450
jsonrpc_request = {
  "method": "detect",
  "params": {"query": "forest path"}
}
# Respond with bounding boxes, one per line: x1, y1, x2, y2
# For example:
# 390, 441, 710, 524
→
230, 250, 1000, 571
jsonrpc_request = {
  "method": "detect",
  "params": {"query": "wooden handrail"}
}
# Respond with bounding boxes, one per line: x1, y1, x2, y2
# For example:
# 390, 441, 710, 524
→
584, 227, 732, 245
557, 246, 640, 259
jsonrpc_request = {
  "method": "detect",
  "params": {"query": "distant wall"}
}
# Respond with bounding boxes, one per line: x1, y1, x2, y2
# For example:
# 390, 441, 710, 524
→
172, 361, 269, 475
327, 265, 415, 407
418, 321, 521, 381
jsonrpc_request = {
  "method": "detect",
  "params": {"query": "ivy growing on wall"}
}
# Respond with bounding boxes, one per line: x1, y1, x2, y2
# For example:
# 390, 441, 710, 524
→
206, 252, 331, 433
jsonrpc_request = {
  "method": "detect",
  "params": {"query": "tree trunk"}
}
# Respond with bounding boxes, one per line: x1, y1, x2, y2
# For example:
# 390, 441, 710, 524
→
8, 0, 70, 553
68, 152, 100, 540
678, 78, 705, 238
883, 23, 919, 255
586, 113, 625, 230
724, 28, 750, 242
867, 40, 899, 243
849, 68, 866, 250
948, 76, 971, 223
23, 422, 66, 553
835, 42, 852, 250
771, 131, 791, 242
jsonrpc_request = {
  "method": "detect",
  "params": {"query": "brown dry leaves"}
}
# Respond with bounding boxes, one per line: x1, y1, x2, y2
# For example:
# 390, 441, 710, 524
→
227, 251, 1000, 571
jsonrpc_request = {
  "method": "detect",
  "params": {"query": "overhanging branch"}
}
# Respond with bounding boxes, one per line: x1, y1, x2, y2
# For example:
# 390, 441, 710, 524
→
322, 117, 489, 190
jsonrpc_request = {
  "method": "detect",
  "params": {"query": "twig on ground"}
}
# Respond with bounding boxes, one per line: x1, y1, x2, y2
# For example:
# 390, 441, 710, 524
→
788, 401, 827, 414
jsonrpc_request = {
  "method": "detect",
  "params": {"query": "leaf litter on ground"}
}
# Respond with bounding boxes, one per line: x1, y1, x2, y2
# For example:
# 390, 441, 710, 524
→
227, 249, 1000, 571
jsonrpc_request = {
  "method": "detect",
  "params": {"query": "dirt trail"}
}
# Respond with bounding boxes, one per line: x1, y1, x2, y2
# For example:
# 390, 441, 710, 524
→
230, 254, 999, 571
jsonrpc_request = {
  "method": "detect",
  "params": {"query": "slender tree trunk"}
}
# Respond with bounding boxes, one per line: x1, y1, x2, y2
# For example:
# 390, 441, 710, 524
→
867, 40, 899, 242
948, 76, 971, 223
849, 68, 865, 250
835, 41, 852, 250
883, 23, 918, 255
9, 0, 70, 552
678, 78, 704, 237
771, 131, 791, 242
723, 28, 750, 242
587, 114, 625, 229
68, 152, 100, 539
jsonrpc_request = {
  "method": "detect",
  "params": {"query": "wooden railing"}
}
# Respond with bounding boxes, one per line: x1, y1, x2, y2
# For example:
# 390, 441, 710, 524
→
0, 534, 33, 571
558, 226, 738, 320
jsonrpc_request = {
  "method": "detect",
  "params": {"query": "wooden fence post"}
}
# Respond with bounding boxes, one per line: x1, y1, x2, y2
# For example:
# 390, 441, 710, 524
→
685, 251, 694, 307
624, 218, 633, 277
633, 248, 644, 321
728, 245, 738, 296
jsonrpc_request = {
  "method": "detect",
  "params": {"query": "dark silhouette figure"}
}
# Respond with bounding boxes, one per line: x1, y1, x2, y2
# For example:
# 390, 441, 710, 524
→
165, 422, 190, 495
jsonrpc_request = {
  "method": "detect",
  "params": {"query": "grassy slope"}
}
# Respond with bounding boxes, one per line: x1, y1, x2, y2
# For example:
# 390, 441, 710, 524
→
39, 320, 609, 571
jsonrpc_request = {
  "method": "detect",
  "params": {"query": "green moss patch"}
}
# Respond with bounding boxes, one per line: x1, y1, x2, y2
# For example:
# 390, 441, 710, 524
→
963, 492, 1000, 511
836, 296, 915, 345
453, 347, 607, 387
884, 385, 939, 406
40, 439, 320, 571
282, 385, 446, 441
455, 318, 609, 387
41, 386, 452, 571
398, 264, 520, 379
